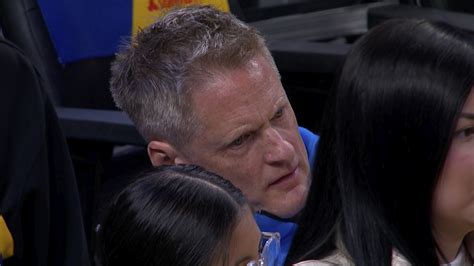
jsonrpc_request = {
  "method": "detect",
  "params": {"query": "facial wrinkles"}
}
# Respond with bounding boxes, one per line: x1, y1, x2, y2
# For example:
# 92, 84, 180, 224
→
232, 90, 285, 131
195, 65, 284, 151
226, 100, 288, 166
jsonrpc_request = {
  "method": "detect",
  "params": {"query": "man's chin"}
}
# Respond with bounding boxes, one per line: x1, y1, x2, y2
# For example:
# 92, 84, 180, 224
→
263, 198, 306, 220
279, 186, 309, 218
255, 183, 309, 219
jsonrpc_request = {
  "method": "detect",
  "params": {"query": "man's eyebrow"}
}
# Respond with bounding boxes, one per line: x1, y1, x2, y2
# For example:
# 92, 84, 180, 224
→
460, 113, 474, 119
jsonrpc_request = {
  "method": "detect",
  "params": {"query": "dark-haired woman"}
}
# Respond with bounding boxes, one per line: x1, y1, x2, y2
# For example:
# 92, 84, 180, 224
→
287, 19, 474, 265
99, 165, 280, 266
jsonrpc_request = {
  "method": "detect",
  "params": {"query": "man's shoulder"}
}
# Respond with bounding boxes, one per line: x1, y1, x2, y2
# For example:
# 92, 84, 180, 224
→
254, 213, 297, 236
254, 213, 297, 266
298, 127, 318, 142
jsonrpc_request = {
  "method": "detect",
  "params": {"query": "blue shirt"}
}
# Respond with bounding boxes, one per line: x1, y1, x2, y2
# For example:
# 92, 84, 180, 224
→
255, 127, 319, 266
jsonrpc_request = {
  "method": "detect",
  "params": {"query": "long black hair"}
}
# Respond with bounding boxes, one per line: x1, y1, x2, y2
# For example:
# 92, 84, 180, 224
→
287, 19, 474, 265
99, 164, 247, 266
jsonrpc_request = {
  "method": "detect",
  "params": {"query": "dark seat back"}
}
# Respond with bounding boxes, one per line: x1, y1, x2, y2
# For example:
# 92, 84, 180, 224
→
0, 38, 90, 266
0, 0, 63, 104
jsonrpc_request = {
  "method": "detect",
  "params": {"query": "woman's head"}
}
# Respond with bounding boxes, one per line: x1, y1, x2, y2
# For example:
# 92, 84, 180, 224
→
99, 164, 261, 266
289, 19, 474, 265
335, 19, 474, 264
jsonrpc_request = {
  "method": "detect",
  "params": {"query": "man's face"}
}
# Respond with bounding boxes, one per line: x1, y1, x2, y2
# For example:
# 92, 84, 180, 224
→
183, 55, 310, 219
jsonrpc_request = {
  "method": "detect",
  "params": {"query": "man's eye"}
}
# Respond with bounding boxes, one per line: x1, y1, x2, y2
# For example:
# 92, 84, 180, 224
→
273, 108, 284, 119
455, 127, 474, 140
231, 134, 250, 147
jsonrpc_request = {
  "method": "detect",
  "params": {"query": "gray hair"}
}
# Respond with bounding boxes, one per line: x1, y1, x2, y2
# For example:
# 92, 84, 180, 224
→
110, 5, 276, 149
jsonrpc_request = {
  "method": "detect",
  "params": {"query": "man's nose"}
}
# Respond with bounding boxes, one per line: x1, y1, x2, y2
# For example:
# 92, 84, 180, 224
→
262, 127, 294, 165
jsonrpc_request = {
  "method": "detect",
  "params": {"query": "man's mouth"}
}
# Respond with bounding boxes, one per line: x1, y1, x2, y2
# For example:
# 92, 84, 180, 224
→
268, 166, 298, 188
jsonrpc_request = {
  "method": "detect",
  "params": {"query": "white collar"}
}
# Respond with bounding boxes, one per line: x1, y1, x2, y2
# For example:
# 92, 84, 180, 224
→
440, 245, 466, 266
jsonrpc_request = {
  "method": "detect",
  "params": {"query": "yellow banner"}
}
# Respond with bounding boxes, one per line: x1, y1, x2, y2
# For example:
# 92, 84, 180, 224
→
132, 0, 230, 35
0, 215, 13, 259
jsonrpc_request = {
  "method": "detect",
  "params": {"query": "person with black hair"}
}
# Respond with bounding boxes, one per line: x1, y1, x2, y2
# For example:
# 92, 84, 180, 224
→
287, 19, 474, 265
99, 165, 280, 266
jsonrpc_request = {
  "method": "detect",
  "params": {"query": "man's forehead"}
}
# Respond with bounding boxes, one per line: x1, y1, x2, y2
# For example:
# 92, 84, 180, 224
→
190, 54, 276, 90
188, 68, 285, 142
194, 66, 281, 100
191, 80, 285, 119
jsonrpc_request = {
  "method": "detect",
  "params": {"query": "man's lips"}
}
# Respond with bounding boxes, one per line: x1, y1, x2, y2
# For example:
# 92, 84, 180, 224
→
268, 166, 298, 187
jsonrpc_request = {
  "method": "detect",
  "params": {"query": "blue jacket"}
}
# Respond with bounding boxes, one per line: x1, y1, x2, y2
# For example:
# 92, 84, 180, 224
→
255, 127, 318, 266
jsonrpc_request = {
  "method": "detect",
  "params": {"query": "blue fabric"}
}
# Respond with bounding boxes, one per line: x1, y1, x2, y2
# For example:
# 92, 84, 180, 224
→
38, 0, 131, 63
255, 126, 318, 266
254, 213, 297, 266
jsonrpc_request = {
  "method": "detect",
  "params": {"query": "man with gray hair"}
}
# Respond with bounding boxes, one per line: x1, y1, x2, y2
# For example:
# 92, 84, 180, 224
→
109, 5, 318, 264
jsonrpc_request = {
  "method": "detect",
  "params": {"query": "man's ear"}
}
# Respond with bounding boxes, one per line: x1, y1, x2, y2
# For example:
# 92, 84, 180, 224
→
147, 140, 188, 166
